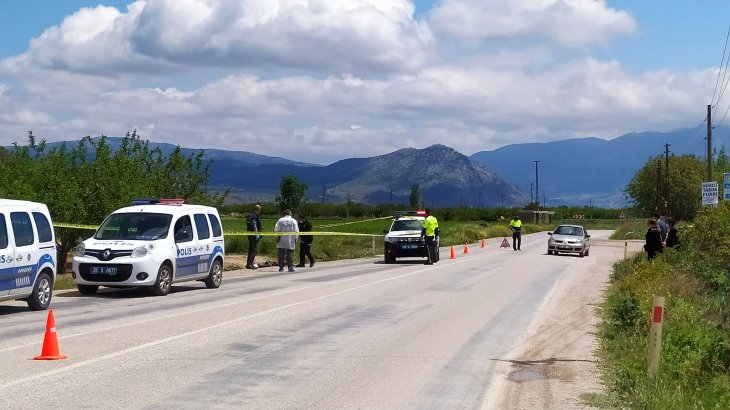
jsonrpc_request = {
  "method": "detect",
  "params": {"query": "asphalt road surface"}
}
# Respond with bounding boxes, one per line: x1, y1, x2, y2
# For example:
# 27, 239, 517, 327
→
0, 231, 640, 409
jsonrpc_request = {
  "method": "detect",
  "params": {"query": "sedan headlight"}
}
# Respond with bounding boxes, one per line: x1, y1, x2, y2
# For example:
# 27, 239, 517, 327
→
132, 244, 155, 257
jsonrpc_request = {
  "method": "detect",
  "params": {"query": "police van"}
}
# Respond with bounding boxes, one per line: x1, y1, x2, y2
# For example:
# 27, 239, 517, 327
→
0, 199, 57, 310
72, 199, 225, 296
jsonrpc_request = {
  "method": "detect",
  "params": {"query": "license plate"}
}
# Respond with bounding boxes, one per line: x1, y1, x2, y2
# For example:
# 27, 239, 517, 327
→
90, 266, 117, 275
559, 245, 572, 250
401, 244, 417, 249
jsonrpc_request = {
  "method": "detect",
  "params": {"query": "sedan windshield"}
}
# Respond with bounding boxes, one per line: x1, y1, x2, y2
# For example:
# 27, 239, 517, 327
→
391, 220, 423, 231
554, 226, 583, 236
95, 213, 172, 240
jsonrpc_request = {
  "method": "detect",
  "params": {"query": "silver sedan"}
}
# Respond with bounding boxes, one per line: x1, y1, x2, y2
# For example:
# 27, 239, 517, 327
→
547, 224, 591, 257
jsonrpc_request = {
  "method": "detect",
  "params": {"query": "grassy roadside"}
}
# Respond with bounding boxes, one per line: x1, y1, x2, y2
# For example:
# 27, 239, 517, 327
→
588, 207, 730, 408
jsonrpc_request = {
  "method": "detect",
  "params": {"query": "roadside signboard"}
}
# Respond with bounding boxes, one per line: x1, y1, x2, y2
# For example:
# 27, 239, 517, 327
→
702, 181, 719, 206
724, 173, 730, 200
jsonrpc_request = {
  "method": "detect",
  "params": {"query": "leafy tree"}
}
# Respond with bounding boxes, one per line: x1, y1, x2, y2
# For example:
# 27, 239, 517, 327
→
276, 174, 307, 213
625, 154, 705, 220
409, 184, 420, 208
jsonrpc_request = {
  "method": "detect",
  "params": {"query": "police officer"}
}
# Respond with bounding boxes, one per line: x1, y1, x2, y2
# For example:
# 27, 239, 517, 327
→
510, 215, 522, 251
246, 204, 263, 269
421, 208, 439, 265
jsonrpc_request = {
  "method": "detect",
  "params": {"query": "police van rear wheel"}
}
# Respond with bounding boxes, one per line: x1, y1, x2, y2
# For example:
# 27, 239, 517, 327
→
27, 272, 52, 310
150, 264, 172, 296
77, 284, 99, 295
204, 259, 223, 289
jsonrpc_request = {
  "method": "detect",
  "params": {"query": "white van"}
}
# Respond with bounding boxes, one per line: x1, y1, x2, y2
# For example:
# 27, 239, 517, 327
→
72, 199, 225, 296
0, 199, 57, 310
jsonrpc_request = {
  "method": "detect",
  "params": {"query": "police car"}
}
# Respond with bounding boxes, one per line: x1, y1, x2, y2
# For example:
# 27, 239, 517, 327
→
0, 199, 57, 310
383, 210, 437, 263
72, 199, 225, 296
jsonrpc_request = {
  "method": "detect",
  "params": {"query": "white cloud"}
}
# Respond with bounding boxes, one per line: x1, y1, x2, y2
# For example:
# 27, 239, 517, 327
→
0, 0, 718, 165
428, 0, 636, 47
19, 0, 432, 75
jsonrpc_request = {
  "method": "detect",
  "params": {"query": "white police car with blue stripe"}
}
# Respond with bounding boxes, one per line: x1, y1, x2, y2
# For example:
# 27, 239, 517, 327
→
72, 199, 225, 296
0, 199, 57, 310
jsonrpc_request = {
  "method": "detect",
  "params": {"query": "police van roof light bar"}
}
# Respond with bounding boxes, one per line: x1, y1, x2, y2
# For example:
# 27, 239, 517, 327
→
131, 198, 185, 205
394, 210, 424, 218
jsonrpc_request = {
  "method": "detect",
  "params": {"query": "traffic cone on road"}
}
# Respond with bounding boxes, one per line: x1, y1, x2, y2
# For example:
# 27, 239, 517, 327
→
463, 243, 469, 254
450, 245, 456, 259
34, 309, 68, 360
481, 239, 486, 248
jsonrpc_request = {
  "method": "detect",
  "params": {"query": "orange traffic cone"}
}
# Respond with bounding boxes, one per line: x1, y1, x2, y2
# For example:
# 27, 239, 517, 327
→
450, 245, 456, 259
34, 309, 68, 360
463, 243, 469, 254
481, 239, 486, 248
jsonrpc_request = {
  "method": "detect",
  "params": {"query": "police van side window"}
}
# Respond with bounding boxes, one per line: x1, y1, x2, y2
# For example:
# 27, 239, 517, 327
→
193, 214, 210, 240
0, 214, 8, 249
208, 214, 222, 237
10, 212, 34, 246
174, 215, 194, 243
32, 212, 53, 243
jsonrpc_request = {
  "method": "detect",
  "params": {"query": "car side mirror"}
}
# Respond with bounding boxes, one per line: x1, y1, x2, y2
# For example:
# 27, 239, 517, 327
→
585, 234, 590, 238
547, 232, 552, 235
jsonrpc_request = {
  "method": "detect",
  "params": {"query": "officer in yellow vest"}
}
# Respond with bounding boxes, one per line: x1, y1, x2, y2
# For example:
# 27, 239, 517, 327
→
509, 215, 522, 251
422, 208, 439, 264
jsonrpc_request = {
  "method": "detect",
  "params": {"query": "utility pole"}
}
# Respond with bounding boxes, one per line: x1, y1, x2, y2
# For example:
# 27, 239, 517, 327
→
321, 184, 325, 206
533, 160, 540, 208
708, 104, 713, 180
530, 183, 533, 204
664, 143, 671, 212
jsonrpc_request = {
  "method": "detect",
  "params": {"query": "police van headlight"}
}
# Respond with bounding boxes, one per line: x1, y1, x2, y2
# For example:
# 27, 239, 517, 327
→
132, 244, 155, 258
75, 243, 86, 257
385, 236, 397, 243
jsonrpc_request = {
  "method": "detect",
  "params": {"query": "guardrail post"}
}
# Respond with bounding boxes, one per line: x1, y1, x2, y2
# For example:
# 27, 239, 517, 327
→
648, 296, 665, 377
624, 232, 634, 259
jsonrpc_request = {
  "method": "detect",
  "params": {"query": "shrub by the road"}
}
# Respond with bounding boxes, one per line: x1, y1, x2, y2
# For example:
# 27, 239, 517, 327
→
595, 204, 730, 408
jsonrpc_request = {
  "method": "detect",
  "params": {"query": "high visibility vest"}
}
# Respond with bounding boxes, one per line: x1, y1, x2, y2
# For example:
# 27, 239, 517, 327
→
423, 215, 438, 236
510, 219, 522, 229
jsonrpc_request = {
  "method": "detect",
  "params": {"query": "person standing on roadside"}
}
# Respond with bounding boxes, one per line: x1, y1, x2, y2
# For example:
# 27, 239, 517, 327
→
421, 208, 439, 265
246, 204, 263, 270
665, 217, 680, 249
275, 209, 299, 272
654, 212, 668, 246
510, 215, 522, 251
645, 218, 663, 260
296, 215, 315, 268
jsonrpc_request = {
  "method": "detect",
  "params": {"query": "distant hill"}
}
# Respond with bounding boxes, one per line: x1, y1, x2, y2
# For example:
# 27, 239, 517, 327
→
210, 144, 526, 207
12, 125, 727, 208
470, 126, 730, 207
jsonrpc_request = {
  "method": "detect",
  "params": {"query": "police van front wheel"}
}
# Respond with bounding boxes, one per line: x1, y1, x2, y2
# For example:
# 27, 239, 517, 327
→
27, 272, 52, 310
204, 259, 223, 289
150, 264, 172, 296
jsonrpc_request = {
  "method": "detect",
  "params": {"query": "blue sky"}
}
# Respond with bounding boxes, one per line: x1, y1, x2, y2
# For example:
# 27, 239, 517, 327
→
1, 0, 729, 164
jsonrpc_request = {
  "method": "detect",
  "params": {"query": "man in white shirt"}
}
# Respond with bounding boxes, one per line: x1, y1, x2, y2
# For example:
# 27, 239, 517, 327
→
274, 209, 299, 272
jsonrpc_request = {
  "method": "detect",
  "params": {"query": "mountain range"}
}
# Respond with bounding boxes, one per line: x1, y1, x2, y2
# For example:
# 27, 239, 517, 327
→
11, 125, 729, 208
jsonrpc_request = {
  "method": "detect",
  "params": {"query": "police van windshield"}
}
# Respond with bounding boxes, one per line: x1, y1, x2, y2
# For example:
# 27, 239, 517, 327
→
391, 219, 423, 231
95, 213, 173, 240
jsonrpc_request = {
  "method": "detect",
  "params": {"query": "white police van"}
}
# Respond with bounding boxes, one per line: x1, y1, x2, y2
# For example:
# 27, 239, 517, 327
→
72, 199, 225, 296
0, 199, 57, 310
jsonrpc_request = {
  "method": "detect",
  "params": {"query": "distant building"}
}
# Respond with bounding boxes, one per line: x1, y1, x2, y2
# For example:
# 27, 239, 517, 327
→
517, 210, 555, 224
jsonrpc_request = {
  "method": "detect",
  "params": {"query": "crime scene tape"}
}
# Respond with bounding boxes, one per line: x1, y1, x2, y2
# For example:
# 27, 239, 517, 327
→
53, 223, 384, 237
315, 216, 393, 229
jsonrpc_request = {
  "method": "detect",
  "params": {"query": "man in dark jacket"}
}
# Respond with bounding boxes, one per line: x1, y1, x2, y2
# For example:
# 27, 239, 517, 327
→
246, 204, 263, 269
296, 215, 315, 268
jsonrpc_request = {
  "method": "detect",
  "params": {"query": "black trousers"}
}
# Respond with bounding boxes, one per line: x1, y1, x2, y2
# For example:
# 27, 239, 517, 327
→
299, 242, 314, 265
425, 236, 439, 262
247, 236, 260, 267
512, 231, 521, 250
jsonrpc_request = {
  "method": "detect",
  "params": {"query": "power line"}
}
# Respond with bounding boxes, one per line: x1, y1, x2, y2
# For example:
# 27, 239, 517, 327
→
711, 25, 730, 108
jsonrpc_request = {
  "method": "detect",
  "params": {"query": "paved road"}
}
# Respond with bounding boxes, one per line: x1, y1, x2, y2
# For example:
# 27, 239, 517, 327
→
0, 231, 630, 409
